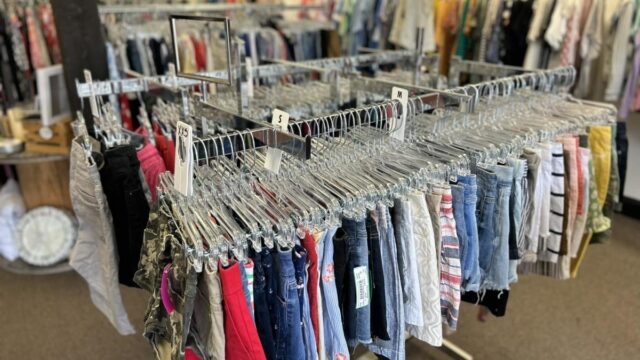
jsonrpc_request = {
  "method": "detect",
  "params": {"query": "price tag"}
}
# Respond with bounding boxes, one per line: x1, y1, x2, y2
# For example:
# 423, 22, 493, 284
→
391, 86, 408, 142
353, 266, 370, 309
264, 109, 290, 174
174, 121, 194, 196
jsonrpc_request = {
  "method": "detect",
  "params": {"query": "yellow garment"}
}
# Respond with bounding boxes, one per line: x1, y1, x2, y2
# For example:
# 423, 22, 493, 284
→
570, 231, 593, 278
588, 126, 612, 208
178, 34, 197, 74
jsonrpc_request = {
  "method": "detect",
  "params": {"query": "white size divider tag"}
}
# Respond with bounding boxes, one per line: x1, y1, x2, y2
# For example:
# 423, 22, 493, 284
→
83, 70, 99, 118
354, 266, 370, 309
246, 57, 254, 98
264, 109, 290, 174
174, 121, 194, 196
391, 86, 408, 142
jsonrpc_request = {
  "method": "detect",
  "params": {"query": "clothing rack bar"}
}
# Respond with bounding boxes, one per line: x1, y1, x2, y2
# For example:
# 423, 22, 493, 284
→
98, 3, 326, 15
75, 64, 317, 98
348, 76, 474, 113
192, 127, 311, 163
450, 57, 530, 78
294, 50, 420, 72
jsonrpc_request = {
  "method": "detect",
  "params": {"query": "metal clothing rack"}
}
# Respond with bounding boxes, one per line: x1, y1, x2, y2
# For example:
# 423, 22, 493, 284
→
137, 51, 579, 360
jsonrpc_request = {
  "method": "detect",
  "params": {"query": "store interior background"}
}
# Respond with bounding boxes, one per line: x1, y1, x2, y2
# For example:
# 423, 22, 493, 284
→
0, 0, 639, 359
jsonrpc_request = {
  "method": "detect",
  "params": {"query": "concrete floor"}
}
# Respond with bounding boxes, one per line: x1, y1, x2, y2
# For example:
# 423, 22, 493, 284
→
1, 214, 639, 360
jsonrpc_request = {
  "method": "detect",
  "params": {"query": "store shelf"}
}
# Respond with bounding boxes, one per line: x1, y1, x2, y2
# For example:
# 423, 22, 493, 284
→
0, 152, 69, 165
0, 257, 72, 275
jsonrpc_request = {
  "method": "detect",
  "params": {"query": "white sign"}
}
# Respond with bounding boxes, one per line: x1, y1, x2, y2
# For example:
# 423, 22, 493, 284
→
174, 121, 194, 196
391, 86, 408, 142
354, 266, 370, 309
264, 109, 290, 174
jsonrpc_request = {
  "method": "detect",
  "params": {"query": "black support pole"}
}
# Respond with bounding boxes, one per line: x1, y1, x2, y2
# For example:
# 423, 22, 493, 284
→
50, 0, 107, 131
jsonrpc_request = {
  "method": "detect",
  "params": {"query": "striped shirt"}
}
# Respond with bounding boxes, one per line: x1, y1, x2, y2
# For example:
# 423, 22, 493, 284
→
539, 143, 565, 263
437, 188, 462, 332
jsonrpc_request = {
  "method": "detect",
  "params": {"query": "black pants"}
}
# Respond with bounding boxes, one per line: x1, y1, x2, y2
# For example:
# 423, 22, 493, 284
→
616, 121, 628, 207
100, 144, 150, 287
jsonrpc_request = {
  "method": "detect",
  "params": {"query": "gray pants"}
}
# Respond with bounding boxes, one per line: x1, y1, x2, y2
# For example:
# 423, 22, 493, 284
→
69, 138, 135, 335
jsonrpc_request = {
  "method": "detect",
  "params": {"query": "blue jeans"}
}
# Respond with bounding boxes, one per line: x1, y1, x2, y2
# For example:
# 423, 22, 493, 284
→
275, 249, 304, 360
459, 175, 481, 292
319, 227, 349, 359
366, 206, 405, 360
508, 158, 527, 284
486, 164, 514, 290
239, 260, 253, 320
252, 249, 277, 360
293, 245, 318, 360
340, 218, 372, 347
393, 198, 423, 327
476, 167, 498, 290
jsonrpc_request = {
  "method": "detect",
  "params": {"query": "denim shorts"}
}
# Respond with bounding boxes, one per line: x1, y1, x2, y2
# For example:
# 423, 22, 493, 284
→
458, 175, 480, 292
339, 218, 372, 347
275, 249, 305, 360
485, 164, 514, 291
319, 227, 349, 359
366, 206, 405, 359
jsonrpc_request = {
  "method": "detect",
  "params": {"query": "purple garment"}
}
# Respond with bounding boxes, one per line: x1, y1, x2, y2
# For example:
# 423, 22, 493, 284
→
619, 33, 640, 119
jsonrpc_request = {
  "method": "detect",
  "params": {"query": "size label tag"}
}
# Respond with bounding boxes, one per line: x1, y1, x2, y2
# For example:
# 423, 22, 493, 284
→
271, 109, 289, 131
391, 86, 408, 142
83, 70, 99, 118
264, 109, 290, 174
354, 266, 370, 309
174, 121, 194, 196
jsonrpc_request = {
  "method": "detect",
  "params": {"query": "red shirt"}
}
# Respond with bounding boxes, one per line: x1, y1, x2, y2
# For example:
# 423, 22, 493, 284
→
302, 231, 320, 350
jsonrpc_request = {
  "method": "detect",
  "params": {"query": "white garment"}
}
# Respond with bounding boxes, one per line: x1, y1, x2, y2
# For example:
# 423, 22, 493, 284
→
405, 191, 443, 347
604, 0, 634, 101
575, 0, 604, 97
544, 0, 575, 50
0, 179, 25, 261
527, 0, 555, 42
537, 143, 553, 256
522, 147, 544, 262
524, 0, 559, 69
389, 0, 436, 52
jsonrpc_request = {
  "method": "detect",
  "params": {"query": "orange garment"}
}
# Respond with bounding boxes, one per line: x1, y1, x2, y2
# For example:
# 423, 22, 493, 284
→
437, 0, 461, 76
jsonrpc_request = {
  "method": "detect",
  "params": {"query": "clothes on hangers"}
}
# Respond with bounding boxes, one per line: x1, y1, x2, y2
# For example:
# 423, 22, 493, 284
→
99, 144, 151, 287
69, 138, 136, 335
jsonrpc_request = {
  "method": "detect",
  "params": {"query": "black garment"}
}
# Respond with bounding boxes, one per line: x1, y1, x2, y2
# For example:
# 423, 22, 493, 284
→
99, 144, 150, 287
500, 0, 534, 66
126, 39, 144, 75
616, 121, 628, 209
0, 14, 18, 108
367, 211, 390, 341
251, 248, 277, 360
149, 38, 166, 76
461, 290, 510, 317
333, 227, 348, 308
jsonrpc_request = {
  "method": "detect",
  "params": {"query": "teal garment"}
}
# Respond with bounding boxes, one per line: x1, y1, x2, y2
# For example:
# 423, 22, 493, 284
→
455, 0, 472, 57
